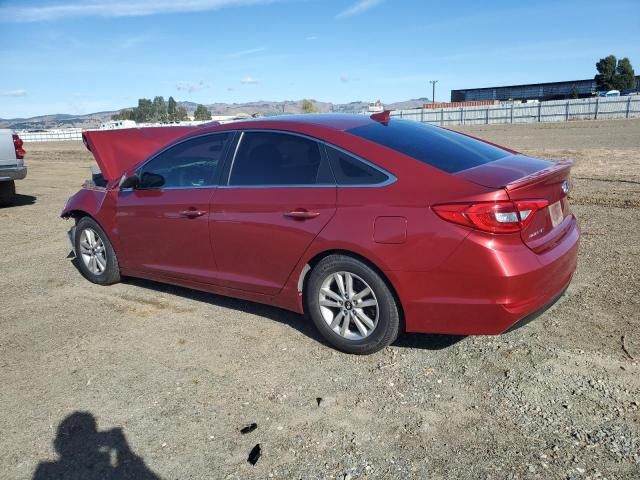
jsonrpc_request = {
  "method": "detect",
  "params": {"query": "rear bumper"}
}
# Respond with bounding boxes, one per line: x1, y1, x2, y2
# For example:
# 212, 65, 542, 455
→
389, 216, 579, 335
0, 165, 27, 181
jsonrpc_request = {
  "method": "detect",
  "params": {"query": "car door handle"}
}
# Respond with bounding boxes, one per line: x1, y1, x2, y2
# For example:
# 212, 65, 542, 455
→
179, 209, 206, 218
283, 210, 321, 220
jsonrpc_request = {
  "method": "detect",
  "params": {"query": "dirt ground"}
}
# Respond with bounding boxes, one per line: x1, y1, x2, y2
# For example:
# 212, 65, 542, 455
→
1, 119, 638, 479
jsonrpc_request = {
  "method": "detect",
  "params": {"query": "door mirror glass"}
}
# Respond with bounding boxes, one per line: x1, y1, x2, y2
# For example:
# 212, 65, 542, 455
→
140, 172, 165, 189
119, 174, 139, 189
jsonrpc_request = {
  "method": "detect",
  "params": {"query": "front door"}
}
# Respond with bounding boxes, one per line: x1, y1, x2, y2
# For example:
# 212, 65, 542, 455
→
211, 131, 336, 295
117, 133, 233, 283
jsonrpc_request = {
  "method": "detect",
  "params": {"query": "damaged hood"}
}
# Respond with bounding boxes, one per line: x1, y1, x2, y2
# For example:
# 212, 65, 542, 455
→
82, 126, 198, 180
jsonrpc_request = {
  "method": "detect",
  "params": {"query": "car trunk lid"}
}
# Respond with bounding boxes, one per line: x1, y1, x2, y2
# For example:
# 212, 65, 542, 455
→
456, 155, 574, 253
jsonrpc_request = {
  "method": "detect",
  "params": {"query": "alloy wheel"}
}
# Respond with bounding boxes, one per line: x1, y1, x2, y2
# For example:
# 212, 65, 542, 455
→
79, 228, 107, 275
318, 271, 379, 340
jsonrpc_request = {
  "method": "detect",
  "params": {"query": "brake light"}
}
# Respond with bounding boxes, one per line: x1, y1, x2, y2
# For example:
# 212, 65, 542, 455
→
432, 199, 549, 234
12, 134, 25, 159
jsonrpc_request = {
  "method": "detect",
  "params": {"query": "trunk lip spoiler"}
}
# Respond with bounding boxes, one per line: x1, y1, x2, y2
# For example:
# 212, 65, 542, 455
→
505, 159, 574, 191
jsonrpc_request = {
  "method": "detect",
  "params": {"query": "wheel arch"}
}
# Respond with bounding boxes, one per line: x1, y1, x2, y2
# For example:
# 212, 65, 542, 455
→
64, 209, 108, 232
299, 249, 405, 329
64, 209, 122, 261
63, 209, 92, 221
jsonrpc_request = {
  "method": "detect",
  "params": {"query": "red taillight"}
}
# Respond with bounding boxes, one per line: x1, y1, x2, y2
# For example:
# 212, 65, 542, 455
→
432, 199, 549, 234
12, 134, 25, 159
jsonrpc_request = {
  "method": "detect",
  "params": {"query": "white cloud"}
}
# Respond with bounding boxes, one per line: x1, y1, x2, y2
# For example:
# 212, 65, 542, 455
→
306, 35, 319, 41
340, 75, 349, 83
0, 90, 28, 97
0, 0, 295, 22
336, 0, 383, 19
224, 47, 267, 59
240, 76, 259, 85
176, 80, 210, 93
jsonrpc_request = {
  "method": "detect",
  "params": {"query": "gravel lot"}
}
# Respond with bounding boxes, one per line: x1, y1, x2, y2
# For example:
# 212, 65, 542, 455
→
1, 119, 638, 479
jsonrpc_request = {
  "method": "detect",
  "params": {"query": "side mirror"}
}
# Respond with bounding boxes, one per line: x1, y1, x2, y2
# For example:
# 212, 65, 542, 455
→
119, 174, 139, 189
139, 172, 165, 189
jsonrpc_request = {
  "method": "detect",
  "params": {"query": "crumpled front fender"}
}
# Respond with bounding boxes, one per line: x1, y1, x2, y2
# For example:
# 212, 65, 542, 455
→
61, 188, 107, 219
61, 187, 121, 260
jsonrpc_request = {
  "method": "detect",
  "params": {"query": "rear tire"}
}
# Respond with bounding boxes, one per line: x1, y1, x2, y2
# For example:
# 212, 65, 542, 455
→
305, 254, 400, 355
0, 181, 16, 206
74, 217, 121, 285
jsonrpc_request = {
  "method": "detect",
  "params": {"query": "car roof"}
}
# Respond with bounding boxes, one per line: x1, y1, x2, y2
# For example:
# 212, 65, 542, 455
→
200, 113, 376, 133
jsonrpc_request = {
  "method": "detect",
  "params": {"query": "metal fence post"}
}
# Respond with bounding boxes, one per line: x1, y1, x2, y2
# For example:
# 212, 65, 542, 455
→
400, 110, 403, 119
421, 108, 424, 123
627, 96, 632, 118
460, 108, 464, 126
510, 103, 514, 124
565, 101, 570, 121
440, 108, 444, 126
538, 103, 542, 122
594, 98, 599, 120
485, 108, 489, 124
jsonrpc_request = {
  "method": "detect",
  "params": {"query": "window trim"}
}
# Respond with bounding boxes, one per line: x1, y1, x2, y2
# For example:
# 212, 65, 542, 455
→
220, 129, 396, 189
127, 131, 236, 191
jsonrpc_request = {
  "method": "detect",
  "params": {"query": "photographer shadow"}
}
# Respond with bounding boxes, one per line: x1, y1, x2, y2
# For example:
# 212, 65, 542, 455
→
34, 411, 160, 480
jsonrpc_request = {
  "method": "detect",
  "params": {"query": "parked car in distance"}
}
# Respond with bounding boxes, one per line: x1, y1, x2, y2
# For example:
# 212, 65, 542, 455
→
0, 129, 27, 206
62, 113, 579, 354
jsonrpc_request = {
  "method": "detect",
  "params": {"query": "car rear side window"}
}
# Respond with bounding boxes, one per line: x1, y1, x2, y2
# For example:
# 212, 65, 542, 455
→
140, 133, 231, 188
229, 132, 332, 186
347, 120, 510, 173
324, 145, 389, 185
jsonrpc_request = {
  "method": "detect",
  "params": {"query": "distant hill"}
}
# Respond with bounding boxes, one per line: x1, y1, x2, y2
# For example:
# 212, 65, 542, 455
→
0, 98, 429, 130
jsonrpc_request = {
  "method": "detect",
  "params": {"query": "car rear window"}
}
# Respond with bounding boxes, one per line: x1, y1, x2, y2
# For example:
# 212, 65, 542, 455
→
347, 120, 510, 173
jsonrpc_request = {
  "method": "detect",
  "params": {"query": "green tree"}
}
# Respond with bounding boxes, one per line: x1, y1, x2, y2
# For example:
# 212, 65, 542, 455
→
167, 96, 178, 122
131, 98, 154, 123
301, 99, 317, 113
615, 57, 636, 91
595, 55, 617, 91
193, 104, 212, 121
595, 55, 636, 91
152, 96, 168, 122
176, 106, 189, 122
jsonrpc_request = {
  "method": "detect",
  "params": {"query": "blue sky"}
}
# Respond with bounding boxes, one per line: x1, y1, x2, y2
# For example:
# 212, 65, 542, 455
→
0, 0, 638, 118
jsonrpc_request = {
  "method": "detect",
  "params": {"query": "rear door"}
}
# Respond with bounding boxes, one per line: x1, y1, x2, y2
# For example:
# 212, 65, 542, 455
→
117, 133, 232, 282
210, 131, 336, 295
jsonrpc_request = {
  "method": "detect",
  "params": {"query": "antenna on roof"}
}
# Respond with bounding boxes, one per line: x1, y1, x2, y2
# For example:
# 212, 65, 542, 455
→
370, 110, 391, 125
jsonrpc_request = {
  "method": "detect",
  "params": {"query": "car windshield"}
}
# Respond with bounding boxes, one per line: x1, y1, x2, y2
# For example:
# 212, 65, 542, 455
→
347, 119, 511, 173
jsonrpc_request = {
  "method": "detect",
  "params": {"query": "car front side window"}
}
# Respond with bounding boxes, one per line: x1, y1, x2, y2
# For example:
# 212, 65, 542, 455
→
139, 133, 231, 189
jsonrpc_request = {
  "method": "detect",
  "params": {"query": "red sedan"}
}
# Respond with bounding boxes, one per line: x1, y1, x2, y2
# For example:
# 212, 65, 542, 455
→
62, 113, 579, 354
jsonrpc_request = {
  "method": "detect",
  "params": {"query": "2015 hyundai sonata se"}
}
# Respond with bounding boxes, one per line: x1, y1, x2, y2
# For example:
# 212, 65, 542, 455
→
62, 113, 579, 354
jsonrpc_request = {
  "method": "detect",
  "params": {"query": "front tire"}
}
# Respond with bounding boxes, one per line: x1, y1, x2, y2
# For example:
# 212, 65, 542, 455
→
0, 180, 16, 206
74, 217, 121, 285
306, 255, 401, 354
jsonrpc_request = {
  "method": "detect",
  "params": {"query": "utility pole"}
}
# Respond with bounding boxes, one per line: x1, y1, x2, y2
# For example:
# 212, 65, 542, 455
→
429, 80, 438, 104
